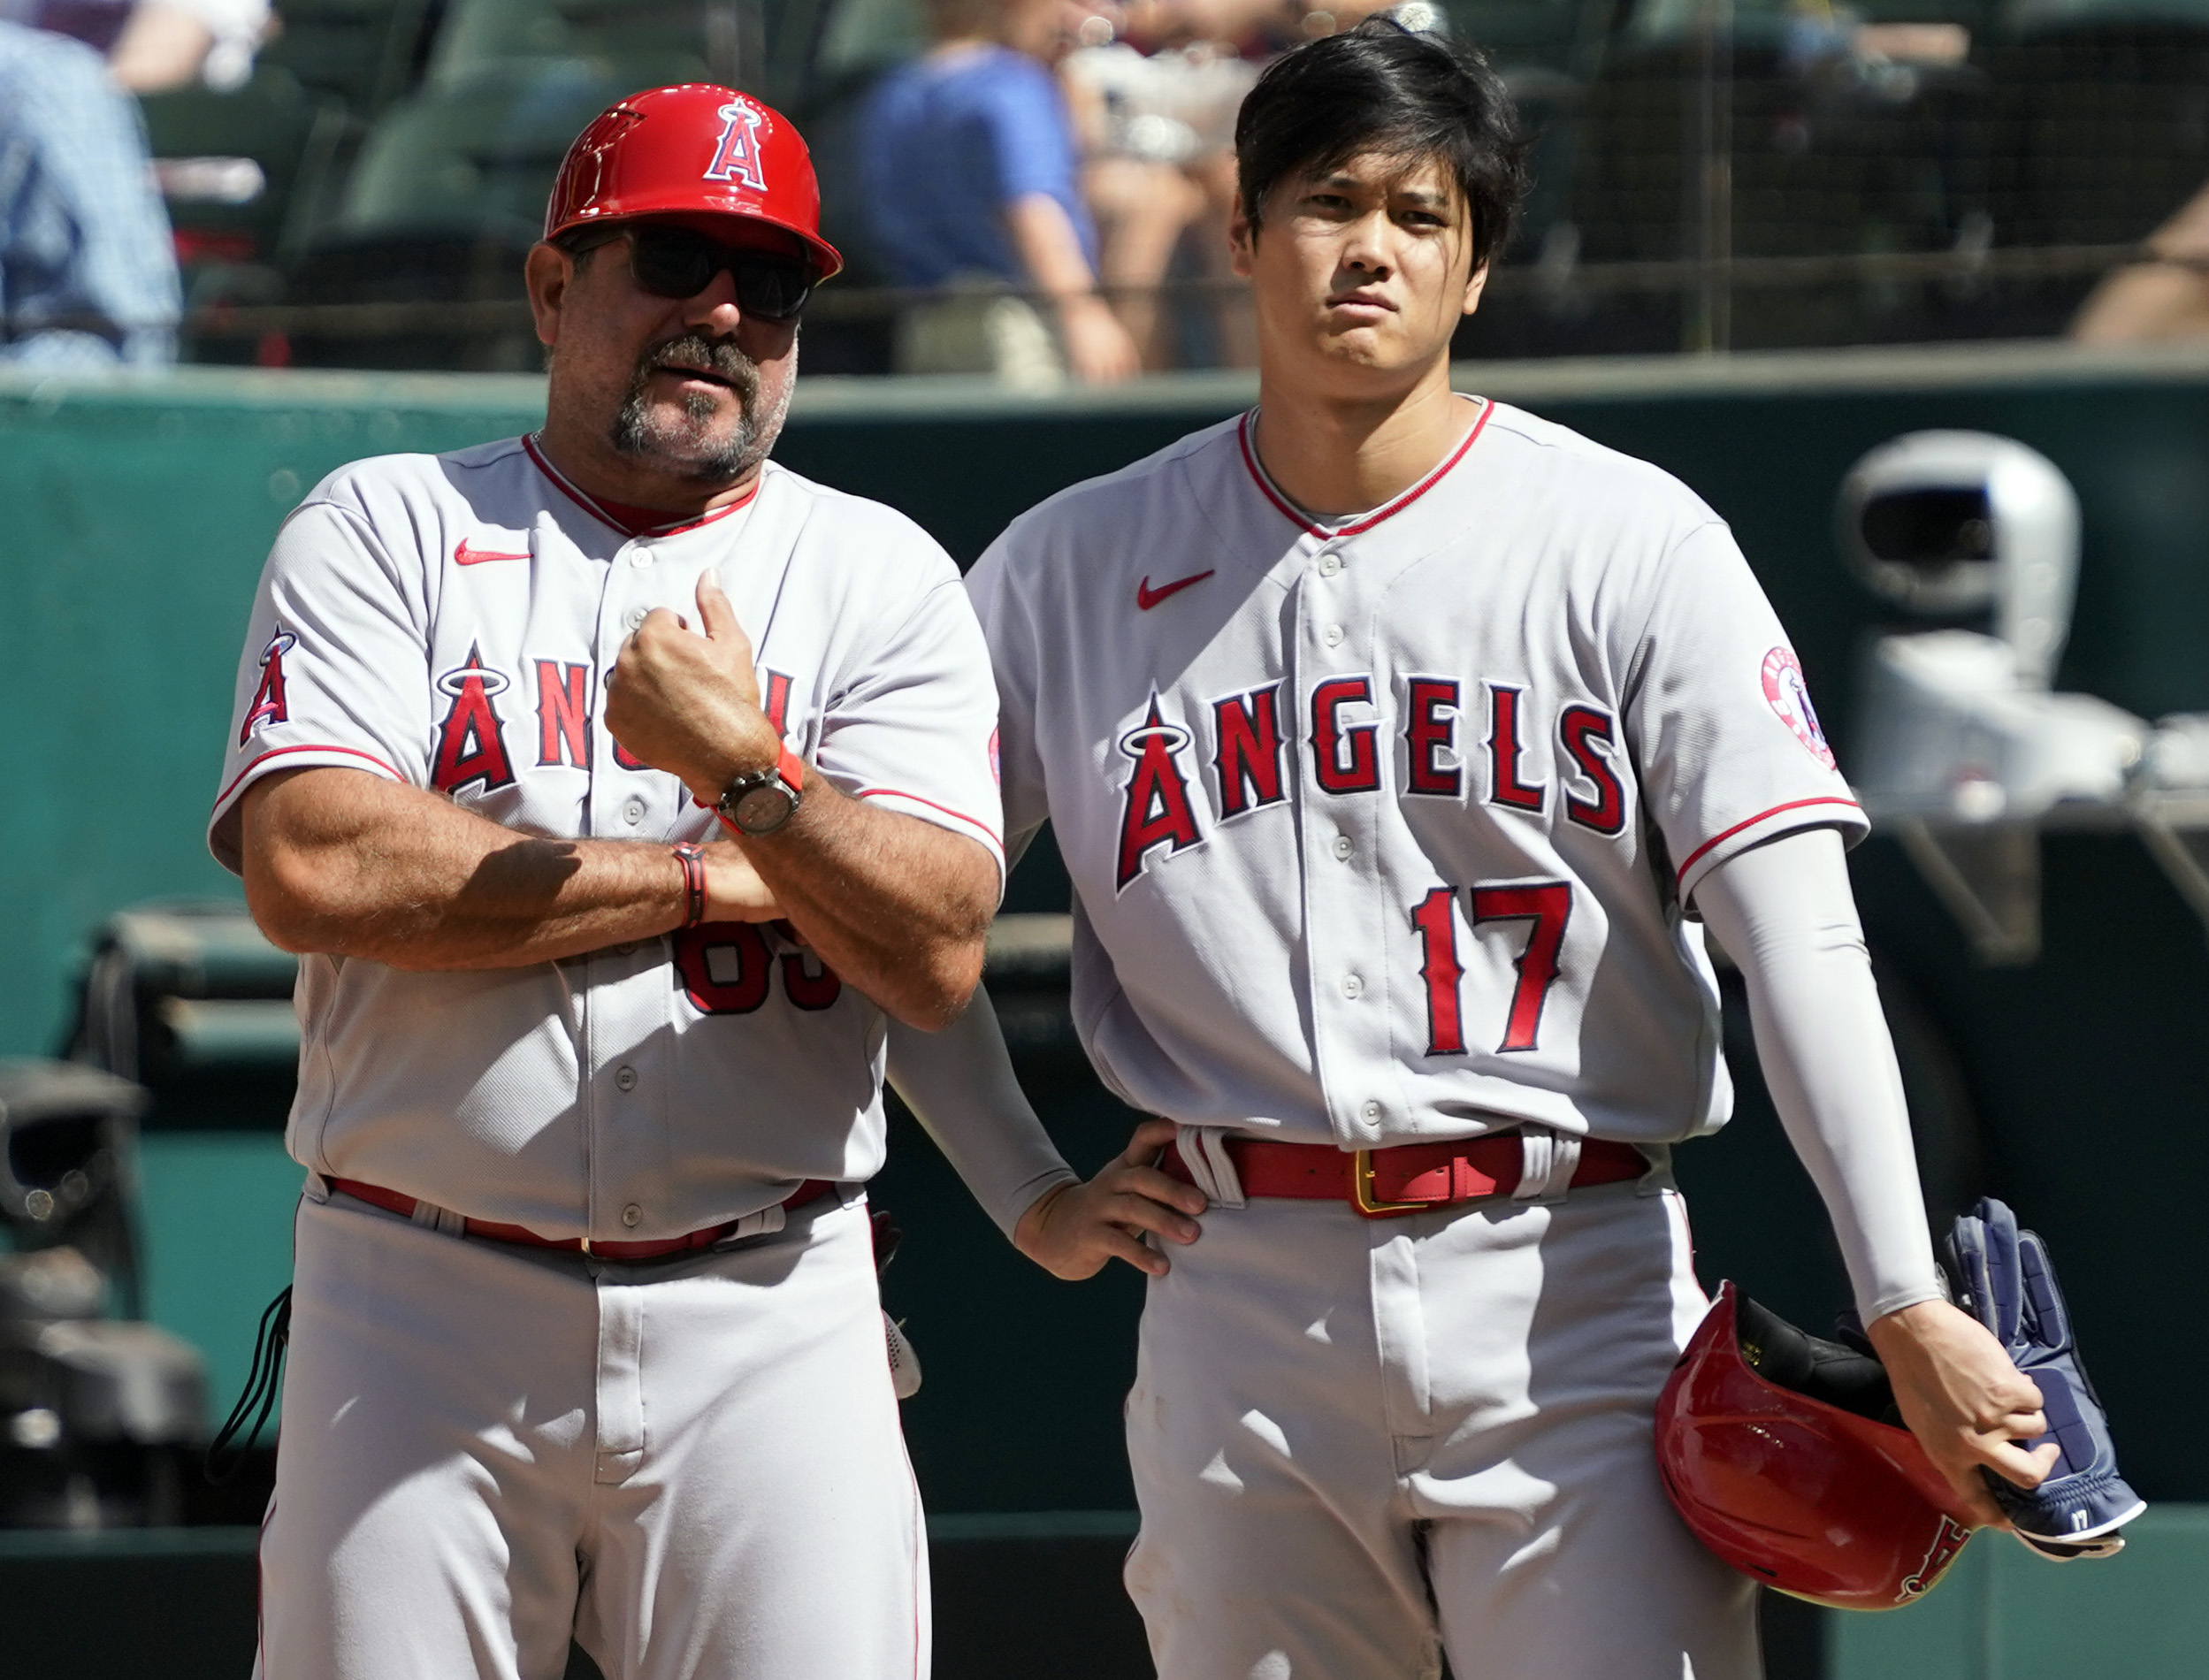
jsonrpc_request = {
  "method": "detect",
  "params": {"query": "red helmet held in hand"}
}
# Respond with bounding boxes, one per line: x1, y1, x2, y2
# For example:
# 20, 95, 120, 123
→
1655, 1282, 1982, 1611
545, 84, 844, 280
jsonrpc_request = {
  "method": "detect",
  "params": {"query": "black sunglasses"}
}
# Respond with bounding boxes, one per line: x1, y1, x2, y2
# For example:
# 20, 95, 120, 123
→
570, 225, 816, 321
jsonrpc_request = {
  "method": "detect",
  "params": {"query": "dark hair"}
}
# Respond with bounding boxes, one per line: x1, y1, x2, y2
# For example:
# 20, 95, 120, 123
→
1234, 18, 1529, 270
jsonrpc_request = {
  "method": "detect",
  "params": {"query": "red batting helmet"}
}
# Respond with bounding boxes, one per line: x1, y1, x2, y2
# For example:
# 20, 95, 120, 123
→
544, 84, 844, 280
1655, 1283, 1981, 1611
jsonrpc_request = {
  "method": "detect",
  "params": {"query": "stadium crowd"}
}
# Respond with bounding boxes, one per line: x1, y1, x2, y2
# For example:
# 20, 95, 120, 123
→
3, 0, 2208, 372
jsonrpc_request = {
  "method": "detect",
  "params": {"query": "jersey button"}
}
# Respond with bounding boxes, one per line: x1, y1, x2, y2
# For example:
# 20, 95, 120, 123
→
623, 606, 647, 630
615, 1065, 638, 1092
629, 551, 653, 569
1317, 554, 1342, 577
1323, 624, 1343, 647
1361, 1100, 1381, 1123
1331, 834, 1352, 861
622, 1203, 644, 1227
1341, 973, 1363, 999
622, 797, 646, 825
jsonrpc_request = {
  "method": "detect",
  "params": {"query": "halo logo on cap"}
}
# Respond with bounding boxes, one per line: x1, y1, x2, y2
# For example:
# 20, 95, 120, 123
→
703, 100, 768, 190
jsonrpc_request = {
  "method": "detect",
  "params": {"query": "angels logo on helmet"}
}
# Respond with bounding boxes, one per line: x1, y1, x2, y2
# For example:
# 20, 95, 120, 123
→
703, 100, 768, 190
1897, 1516, 1972, 1602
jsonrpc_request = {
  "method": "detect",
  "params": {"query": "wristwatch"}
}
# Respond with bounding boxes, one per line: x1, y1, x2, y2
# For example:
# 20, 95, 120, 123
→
715, 742, 806, 836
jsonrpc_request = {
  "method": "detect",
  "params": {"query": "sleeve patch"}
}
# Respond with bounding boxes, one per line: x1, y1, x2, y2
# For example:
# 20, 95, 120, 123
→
241, 630, 295, 745
1761, 647, 1836, 770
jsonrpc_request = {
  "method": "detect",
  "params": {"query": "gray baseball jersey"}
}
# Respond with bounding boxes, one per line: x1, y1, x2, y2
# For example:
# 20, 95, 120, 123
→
210, 437, 1004, 1241
966, 400, 1863, 1149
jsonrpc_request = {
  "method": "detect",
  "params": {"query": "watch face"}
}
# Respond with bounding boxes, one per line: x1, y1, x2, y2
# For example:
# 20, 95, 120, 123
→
733, 782, 798, 834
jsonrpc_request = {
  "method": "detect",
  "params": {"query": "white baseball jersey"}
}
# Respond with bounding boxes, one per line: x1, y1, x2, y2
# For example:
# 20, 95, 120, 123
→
210, 436, 1004, 1241
967, 399, 1864, 1150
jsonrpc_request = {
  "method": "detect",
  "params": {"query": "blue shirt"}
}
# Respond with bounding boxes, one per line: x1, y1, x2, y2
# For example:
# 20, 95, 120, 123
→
0, 20, 182, 368
860, 45, 1097, 290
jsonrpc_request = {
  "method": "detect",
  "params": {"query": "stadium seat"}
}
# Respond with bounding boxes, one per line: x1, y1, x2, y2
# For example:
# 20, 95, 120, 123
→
282, 61, 652, 366
1982, 11, 2209, 248
137, 66, 350, 361
424, 0, 759, 101
1557, 0, 1999, 347
280, 0, 883, 368
137, 66, 347, 271
256, 0, 443, 118
1448, 0, 1588, 72
1958, 0, 2209, 332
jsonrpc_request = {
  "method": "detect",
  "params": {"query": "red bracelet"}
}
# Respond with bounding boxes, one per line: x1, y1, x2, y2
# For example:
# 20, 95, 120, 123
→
672, 843, 707, 928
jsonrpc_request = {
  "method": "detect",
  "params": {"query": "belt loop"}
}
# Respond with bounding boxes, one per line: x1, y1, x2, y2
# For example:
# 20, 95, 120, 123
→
725, 1203, 789, 1244
1632, 1142, 1675, 1196
1175, 1126, 1247, 1210
1513, 1128, 1582, 1204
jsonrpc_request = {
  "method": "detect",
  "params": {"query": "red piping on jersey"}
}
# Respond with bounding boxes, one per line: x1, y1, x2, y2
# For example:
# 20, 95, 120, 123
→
852, 787, 1004, 847
909, 1482, 924, 1680
1237, 399, 1493, 538
217, 742, 409, 808
1674, 796, 1865, 885
522, 434, 758, 538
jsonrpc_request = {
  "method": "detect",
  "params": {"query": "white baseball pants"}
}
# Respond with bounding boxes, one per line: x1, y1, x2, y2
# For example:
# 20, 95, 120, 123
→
254, 1188, 927, 1680
1123, 1180, 1759, 1680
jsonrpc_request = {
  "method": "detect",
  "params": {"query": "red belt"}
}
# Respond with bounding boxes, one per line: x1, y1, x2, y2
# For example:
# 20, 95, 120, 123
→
1159, 1134, 1647, 1218
328, 1177, 837, 1260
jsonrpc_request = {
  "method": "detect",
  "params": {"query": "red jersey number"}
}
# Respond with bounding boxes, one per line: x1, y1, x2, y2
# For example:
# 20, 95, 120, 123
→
1410, 882, 1572, 1055
675, 922, 845, 1015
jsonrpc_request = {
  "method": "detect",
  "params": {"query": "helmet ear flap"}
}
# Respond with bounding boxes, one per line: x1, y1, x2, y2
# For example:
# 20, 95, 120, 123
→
1729, 1291, 1902, 1427
1655, 1283, 1980, 1611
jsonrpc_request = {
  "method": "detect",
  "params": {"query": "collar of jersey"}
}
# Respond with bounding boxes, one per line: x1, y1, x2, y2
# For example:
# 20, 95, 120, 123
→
523, 434, 761, 540
1236, 395, 1492, 539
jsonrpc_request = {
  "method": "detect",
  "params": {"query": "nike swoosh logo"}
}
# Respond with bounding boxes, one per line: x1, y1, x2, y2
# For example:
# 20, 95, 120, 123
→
455, 539, 531, 566
1137, 569, 1214, 610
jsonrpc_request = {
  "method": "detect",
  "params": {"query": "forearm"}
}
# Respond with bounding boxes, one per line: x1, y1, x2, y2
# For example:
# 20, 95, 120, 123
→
1005, 193, 1102, 302
886, 989, 1078, 1240
241, 768, 688, 969
110, 0, 217, 91
1696, 828, 1945, 1324
600, 577, 997, 1026
739, 771, 997, 1028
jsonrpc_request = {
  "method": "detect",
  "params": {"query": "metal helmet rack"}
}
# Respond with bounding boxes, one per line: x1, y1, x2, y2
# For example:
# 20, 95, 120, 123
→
1839, 431, 2209, 962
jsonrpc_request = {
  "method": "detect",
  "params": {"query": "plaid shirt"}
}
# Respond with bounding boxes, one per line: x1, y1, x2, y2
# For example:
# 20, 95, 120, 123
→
0, 20, 180, 367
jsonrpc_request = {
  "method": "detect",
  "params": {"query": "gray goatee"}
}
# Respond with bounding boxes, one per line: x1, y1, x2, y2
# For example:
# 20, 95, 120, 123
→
608, 332, 790, 484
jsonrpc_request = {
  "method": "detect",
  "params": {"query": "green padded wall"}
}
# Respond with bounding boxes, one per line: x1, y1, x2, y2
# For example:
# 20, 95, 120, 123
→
5, 344, 2208, 1517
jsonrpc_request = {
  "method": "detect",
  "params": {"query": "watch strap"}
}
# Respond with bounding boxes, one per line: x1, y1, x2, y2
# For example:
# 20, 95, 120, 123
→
714, 741, 806, 837
773, 741, 805, 798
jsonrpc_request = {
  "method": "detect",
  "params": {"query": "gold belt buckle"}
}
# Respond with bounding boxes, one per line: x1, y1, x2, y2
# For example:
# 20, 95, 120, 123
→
1351, 1149, 1428, 1218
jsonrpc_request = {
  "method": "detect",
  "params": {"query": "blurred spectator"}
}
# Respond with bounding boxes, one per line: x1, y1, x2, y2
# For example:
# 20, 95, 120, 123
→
0, 19, 183, 367
1059, 0, 1416, 367
1062, 23, 1245, 366
111, 0, 270, 90
0, 0, 271, 89
2071, 181, 2209, 344
861, 0, 1142, 386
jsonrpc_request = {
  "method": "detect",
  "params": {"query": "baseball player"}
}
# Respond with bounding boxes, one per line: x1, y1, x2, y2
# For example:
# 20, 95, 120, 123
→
927, 22, 2062, 1677
210, 86, 1014, 1679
